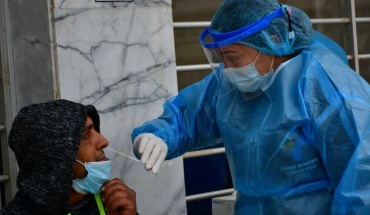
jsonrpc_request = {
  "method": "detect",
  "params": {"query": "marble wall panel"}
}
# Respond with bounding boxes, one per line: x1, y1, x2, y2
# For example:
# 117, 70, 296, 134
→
53, 1, 186, 214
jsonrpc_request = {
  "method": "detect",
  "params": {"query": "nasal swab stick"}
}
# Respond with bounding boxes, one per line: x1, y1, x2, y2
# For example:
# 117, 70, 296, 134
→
106, 147, 140, 163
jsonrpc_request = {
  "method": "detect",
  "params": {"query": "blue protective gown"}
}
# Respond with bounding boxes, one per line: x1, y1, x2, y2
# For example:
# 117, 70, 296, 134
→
132, 41, 370, 215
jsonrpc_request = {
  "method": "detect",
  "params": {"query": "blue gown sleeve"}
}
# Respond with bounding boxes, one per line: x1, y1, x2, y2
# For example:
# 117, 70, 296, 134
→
312, 30, 349, 65
327, 67, 370, 215
131, 72, 222, 159
303, 42, 370, 214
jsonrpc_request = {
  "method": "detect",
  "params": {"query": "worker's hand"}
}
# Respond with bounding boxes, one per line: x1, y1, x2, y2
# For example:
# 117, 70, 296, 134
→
101, 178, 137, 215
133, 133, 168, 174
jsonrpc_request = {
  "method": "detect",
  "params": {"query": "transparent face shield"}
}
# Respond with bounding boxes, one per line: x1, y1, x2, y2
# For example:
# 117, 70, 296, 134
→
199, 5, 287, 73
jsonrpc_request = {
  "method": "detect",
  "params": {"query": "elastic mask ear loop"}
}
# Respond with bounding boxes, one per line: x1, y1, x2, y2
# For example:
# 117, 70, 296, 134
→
253, 52, 262, 65
76, 159, 85, 166
270, 56, 275, 71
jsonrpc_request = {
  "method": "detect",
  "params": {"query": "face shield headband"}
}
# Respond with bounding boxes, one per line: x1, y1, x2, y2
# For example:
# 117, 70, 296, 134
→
199, 4, 296, 79
199, 5, 289, 49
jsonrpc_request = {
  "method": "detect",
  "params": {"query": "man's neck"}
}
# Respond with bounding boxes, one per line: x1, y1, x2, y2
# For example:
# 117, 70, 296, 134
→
69, 189, 87, 205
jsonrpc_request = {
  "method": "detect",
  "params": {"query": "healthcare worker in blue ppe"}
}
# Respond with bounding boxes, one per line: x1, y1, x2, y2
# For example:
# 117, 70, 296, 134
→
131, 0, 370, 214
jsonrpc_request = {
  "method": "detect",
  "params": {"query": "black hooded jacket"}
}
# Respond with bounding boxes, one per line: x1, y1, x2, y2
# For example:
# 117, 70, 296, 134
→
0, 100, 102, 215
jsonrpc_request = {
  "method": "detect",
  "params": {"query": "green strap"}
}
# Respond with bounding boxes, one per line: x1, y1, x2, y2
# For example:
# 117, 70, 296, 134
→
67, 194, 106, 215
94, 194, 106, 215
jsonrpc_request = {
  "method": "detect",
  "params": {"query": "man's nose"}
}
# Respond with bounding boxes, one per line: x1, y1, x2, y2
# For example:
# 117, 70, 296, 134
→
97, 132, 109, 148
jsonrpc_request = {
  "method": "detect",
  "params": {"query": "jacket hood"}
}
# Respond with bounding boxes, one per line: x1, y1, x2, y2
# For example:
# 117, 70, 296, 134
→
8, 99, 100, 214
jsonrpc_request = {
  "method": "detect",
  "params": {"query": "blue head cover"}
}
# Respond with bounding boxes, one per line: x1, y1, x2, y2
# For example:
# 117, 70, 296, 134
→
210, 0, 313, 56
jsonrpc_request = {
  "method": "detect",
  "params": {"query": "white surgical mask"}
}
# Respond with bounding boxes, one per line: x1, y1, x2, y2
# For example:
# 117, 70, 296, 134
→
72, 159, 111, 195
223, 52, 275, 92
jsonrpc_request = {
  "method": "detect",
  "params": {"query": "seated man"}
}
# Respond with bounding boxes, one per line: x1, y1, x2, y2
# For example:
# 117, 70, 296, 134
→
0, 99, 138, 215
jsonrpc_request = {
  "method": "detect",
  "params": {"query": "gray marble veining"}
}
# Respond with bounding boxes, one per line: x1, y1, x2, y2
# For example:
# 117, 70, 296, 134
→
7, 0, 186, 214
53, 2, 186, 215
